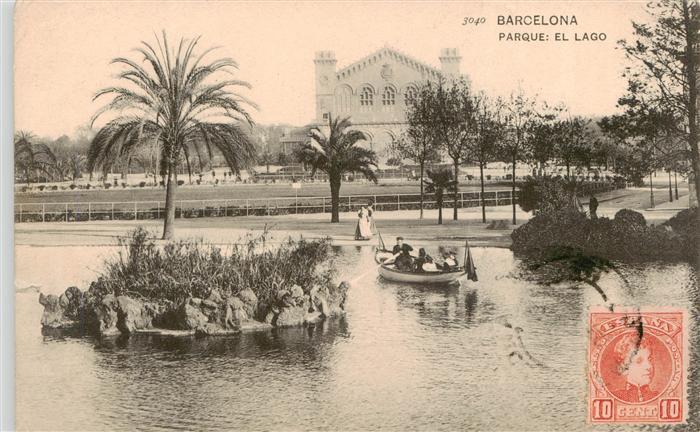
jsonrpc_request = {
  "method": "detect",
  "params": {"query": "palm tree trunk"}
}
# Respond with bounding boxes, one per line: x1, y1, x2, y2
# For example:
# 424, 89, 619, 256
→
453, 158, 459, 221
162, 162, 177, 240
437, 196, 443, 225
330, 173, 341, 223
419, 162, 425, 220
668, 171, 673, 202
511, 155, 517, 225
479, 161, 486, 223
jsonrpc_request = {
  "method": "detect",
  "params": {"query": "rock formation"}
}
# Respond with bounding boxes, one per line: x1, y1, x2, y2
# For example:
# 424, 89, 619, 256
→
39, 281, 349, 338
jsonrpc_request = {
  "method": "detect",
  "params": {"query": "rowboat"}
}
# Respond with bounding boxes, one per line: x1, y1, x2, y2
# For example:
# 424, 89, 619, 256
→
373, 231, 478, 286
377, 261, 466, 285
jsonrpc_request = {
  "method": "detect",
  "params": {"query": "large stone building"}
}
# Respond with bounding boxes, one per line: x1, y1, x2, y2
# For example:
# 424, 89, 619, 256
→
281, 46, 465, 161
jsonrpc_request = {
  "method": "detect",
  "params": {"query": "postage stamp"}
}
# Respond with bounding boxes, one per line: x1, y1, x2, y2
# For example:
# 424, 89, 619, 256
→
588, 308, 687, 424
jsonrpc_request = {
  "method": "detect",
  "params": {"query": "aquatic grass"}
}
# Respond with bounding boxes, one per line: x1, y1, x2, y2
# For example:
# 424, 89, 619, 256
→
90, 228, 337, 313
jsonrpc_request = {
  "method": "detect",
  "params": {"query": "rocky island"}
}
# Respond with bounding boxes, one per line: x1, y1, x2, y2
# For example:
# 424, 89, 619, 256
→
38, 228, 349, 337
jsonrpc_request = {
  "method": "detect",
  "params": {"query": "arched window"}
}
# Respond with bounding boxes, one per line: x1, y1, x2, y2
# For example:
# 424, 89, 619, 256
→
334, 85, 353, 114
404, 86, 417, 104
360, 86, 374, 107
382, 86, 396, 106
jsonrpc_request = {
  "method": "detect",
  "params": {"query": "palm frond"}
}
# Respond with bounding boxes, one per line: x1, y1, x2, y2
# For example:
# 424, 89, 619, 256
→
89, 32, 257, 178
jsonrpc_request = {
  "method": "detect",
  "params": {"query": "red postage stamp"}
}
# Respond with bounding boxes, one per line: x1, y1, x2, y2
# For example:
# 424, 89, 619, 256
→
588, 308, 687, 424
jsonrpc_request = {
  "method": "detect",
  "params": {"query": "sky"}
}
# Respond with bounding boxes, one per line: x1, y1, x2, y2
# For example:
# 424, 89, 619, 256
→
14, 0, 649, 140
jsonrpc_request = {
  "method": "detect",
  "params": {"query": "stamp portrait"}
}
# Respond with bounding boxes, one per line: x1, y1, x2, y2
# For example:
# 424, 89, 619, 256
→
589, 308, 687, 424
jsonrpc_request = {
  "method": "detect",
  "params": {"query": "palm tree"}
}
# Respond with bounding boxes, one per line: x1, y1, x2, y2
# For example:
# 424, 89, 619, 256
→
296, 115, 378, 223
14, 131, 57, 185
424, 168, 457, 225
88, 32, 257, 239
67, 153, 86, 181
260, 150, 274, 173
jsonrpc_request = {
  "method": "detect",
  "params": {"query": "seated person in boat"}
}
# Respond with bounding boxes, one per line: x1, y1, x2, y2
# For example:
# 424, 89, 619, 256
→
438, 251, 459, 271
392, 237, 412, 254
414, 248, 439, 272
392, 237, 414, 271
414, 248, 428, 272
421, 256, 440, 273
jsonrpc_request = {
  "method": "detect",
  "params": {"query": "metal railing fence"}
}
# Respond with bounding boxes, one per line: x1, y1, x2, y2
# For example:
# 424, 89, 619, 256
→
15, 190, 520, 223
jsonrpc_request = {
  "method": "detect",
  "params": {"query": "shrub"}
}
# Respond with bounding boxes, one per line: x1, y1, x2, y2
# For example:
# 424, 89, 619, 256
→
613, 208, 646, 227
69, 184, 77, 190
103, 183, 111, 189
663, 207, 698, 236
38, 185, 45, 191
89, 228, 337, 318
177, 180, 185, 186
512, 207, 689, 262
139, 181, 146, 188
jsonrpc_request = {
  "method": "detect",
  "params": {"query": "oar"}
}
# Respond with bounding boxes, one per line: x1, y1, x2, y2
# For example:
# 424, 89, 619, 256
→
374, 219, 388, 252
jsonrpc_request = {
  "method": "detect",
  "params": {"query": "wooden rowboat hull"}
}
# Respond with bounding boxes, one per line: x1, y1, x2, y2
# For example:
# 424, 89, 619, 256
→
378, 265, 465, 285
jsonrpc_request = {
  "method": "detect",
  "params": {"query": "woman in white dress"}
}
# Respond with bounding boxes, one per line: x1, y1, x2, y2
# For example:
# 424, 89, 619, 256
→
354, 205, 373, 240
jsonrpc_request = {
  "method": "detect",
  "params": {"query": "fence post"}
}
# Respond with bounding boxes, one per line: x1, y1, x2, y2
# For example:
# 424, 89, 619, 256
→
65, 203, 68, 222
246, 199, 249, 216
42, 204, 45, 223
494, 191, 498, 206
19, 204, 23, 223
374, 195, 377, 210
111, 203, 115, 220
134, 202, 138, 220
88, 203, 91, 221
156, 202, 160, 219
322, 197, 326, 213
397, 194, 400, 211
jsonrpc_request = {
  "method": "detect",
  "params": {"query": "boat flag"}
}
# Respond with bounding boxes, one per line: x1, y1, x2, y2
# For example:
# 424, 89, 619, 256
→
464, 240, 478, 282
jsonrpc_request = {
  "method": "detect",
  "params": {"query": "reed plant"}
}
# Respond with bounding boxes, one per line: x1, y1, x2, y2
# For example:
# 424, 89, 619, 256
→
90, 228, 337, 311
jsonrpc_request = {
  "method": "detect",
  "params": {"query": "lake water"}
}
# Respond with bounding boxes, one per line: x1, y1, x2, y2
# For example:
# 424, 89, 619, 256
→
14, 245, 699, 431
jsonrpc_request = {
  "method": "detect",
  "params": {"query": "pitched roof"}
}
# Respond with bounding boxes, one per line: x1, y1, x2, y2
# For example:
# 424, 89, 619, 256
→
335, 46, 444, 81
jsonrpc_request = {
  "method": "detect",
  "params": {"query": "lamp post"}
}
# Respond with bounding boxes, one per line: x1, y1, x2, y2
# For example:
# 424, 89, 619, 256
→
674, 170, 679, 200
649, 171, 655, 208
668, 170, 674, 202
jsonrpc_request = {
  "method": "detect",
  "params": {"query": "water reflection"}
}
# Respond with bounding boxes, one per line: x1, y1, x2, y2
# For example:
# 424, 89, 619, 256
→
14, 245, 699, 431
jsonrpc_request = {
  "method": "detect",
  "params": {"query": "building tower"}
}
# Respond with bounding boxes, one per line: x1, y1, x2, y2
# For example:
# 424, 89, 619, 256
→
314, 50, 337, 122
439, 48, 462, 77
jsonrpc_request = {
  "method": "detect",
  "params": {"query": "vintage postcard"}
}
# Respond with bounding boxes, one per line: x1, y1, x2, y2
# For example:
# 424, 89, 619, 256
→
10, 0, 699, 430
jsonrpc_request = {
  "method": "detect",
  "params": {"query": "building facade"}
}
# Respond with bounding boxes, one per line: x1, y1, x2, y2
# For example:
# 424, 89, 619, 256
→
315, 46, 463, 158
280, 46, 465, 161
